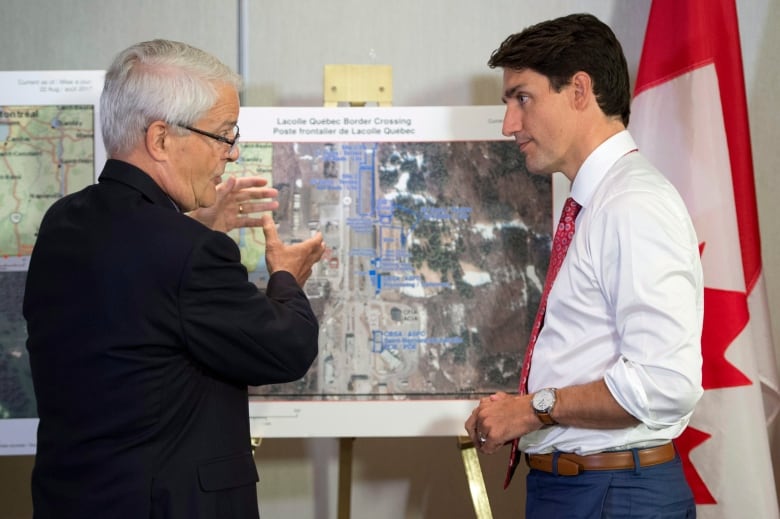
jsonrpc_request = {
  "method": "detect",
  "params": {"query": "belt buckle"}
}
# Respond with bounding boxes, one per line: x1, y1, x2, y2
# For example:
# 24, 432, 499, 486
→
556, 456, 583, 476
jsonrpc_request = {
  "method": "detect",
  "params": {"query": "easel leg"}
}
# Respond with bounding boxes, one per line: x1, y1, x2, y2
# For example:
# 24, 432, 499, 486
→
458, 436, 493, 519
322, 64, 390, 519
338, 437, 355, 519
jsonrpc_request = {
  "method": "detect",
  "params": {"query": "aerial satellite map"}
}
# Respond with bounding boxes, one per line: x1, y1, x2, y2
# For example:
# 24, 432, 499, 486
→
226, 117, 553, 402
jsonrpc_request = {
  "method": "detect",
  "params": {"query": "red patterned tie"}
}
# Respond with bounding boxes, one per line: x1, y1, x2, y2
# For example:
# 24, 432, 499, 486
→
504, 196, 582, 488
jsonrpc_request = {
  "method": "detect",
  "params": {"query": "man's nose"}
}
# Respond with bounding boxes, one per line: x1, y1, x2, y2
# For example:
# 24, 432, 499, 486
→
227, 145, 240, 162
501, 107, 521, 137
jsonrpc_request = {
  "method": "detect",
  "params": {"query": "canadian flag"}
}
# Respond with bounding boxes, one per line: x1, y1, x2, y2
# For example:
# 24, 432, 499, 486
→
629, 0, 780, 517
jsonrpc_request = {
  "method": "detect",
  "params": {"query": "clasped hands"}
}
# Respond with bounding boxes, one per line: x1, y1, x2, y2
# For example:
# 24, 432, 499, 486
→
464, 391, 543, 454
189, 175, 325, 287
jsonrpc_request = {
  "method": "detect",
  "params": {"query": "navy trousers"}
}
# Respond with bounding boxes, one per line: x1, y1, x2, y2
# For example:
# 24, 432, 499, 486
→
524, 452, 696, 518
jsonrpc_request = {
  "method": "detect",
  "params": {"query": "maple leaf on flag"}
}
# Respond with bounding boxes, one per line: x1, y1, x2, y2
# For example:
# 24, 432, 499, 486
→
674, 427, 716, 504
699, 241, 751, 390
701, 286, 751, 389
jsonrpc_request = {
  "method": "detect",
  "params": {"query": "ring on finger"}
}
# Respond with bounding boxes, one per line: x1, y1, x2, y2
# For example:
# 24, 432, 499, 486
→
238, 204, 244, 215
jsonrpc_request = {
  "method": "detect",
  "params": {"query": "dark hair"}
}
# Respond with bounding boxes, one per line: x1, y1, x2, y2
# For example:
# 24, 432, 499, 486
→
488, 13, 630, 126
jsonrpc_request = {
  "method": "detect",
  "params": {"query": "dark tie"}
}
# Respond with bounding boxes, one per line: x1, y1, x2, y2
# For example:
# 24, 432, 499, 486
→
504, 196, 582, 488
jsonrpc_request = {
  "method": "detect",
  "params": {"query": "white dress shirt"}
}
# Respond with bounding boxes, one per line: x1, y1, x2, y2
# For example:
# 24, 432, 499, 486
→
519, 130, 704, 455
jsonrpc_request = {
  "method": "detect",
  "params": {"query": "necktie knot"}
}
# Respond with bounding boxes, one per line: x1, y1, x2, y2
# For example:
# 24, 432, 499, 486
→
560, 197, 582, 229
553, 197, 582, 254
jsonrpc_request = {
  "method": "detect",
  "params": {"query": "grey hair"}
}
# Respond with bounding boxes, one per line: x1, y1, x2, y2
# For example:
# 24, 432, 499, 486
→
100, 39, 242, 156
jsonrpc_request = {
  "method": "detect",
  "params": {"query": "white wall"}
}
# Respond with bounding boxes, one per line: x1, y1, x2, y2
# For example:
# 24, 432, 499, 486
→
1, 1, 778, 517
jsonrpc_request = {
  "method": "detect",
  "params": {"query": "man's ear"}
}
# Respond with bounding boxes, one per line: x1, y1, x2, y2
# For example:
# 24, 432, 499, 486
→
145, 120, 170, 161
571, 71, 593, 110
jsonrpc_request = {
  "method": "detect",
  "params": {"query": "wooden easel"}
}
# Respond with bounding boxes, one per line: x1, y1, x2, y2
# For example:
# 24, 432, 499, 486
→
458, 436, 493, 519
324, 64, 391, 519
322, 64, 492, 519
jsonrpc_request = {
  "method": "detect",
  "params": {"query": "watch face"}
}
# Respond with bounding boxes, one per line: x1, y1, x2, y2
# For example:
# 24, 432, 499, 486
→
533, 389, 555, 412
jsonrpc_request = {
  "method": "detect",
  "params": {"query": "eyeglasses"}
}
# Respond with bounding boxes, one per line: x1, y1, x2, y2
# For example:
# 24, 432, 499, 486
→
177, 123, 239, 154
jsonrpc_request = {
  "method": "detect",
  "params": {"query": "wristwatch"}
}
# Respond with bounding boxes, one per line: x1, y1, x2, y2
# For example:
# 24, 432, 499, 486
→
532, 388, 558, 425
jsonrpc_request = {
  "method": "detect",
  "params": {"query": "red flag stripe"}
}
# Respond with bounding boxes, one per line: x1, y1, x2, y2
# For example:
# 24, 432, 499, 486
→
634, 0, 761, 292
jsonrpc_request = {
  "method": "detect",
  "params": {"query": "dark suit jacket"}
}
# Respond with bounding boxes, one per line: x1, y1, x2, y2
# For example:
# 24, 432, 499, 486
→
23, 159, 319, 518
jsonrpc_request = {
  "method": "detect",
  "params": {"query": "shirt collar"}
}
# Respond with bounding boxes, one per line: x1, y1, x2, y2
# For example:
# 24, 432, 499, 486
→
570, 130, 637, 208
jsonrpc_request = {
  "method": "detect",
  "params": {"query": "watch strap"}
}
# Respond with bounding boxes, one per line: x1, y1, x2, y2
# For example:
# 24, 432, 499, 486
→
536, 411, 557, 425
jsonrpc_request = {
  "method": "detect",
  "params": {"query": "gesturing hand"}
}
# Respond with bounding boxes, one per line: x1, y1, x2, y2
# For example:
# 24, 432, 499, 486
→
189, 175, 280, 233
262, 214, 325, 287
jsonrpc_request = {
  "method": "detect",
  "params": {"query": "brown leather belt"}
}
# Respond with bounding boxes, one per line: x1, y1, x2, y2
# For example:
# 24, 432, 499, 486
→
525, 442, 676, 476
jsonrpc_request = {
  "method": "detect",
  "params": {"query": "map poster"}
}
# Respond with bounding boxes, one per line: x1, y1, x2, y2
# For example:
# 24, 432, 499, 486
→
231, 107, 567, 438
0, 71, 104, 455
